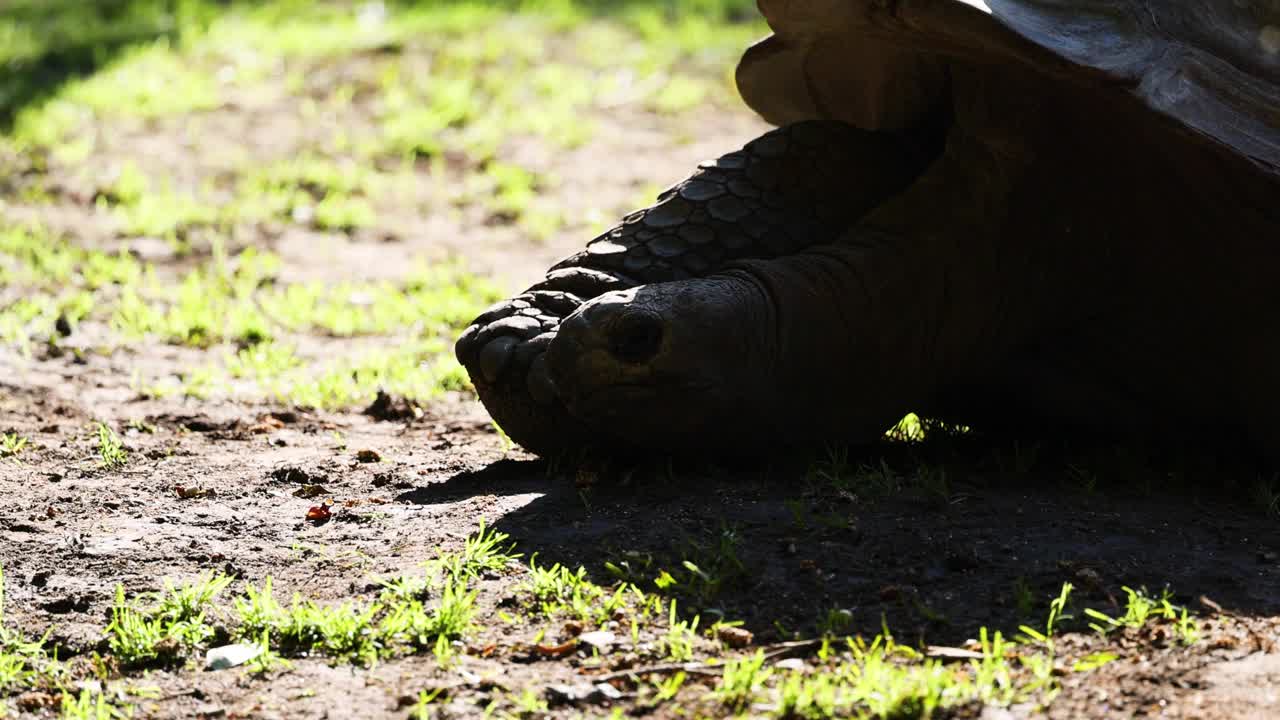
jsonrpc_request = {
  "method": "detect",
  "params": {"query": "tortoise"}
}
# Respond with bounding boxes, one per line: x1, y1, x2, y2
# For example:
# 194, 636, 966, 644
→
455, 0, 1280, 458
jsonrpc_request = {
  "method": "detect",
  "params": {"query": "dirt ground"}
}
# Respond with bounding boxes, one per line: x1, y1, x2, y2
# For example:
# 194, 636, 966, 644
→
2, 4, 1279, 718
6, 207, 1280, 719
4, 350, 1280, 718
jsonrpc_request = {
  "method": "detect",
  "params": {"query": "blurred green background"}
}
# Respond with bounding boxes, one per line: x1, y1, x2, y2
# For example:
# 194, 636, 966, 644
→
0, 0, 766, 410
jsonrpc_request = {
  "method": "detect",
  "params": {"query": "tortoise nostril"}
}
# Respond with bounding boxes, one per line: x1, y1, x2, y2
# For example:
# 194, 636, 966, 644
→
608, 311, 664, 364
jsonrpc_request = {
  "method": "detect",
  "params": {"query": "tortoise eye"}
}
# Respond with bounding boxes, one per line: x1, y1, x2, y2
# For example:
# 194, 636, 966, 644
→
607, 311, 665, 364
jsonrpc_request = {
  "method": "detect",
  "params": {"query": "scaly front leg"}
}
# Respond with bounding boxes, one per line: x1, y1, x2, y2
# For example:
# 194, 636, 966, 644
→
544, 128, 1042, 452
456, 121, 931, 454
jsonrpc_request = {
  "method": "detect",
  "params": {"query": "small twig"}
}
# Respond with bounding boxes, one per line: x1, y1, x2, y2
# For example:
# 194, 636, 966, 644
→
1198, 595, 1230, 616
924, 645, 985, 661
592, 640, 826, 682
761, 639, 823, 663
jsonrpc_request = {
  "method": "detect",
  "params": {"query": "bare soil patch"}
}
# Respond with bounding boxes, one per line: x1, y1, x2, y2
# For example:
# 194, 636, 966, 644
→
5, 327, 1280, 717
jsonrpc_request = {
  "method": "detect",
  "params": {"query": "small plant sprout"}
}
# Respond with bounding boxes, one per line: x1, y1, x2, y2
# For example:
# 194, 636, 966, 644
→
233, 578, 287, 640
662, 601, 700, 661
511, 687, 548, 717
105, 573, 230, 666
95, 422, 127, 469
651, 671, 687, 703
104, 574, 231, 667
244, 630, 292, 675
776, 669, 840, 719
380, 579, 478, 652
231, 570, 478, 667
818, 607, 855, 637
59, 688, 134, 720
1012, 577, 1035, 617
1083, 586, 1199, 644
1072, 651, 1120, 672
155, 572, 234, 626
0, 567, 60, 696
380, 522, 521, 601
1251, 474, 1280, 518
0, 433, 28, 458
711, 650, 772, 711
412, 688, 445, 720
378, 573, 431, 603
492, 420, 514, 452
1018, 582, 1073, 648
431, 633, 455, 668
446, 520, 522, 581
105, 586, 170, 666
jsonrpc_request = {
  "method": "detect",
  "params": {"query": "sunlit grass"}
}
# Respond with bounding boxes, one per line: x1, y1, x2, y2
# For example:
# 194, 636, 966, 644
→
5, 0, 761, 152
0, 0, 762, 412
1, 222, 501, 407
0, 530, 1218, 719
0, 0, 761, 410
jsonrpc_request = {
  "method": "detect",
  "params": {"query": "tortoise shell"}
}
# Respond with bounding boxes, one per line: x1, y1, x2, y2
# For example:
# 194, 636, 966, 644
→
736, 0, 1280, 174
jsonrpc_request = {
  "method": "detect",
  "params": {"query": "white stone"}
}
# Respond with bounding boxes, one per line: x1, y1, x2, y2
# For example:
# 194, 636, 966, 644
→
578, 630, 617, 650
205, 643, 263, 670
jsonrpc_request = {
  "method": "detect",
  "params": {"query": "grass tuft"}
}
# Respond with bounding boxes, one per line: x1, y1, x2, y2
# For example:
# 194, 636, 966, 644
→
0, 433, 28, 459
105, 573, 232, 667
95, 423, 128, 469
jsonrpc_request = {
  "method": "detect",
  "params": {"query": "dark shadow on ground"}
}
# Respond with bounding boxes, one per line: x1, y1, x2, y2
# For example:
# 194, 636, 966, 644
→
403, 443, 1280, 646
396, 458, 553, 505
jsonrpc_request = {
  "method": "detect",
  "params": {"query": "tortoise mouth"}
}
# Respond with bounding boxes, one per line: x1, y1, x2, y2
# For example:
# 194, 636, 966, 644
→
569, 378, 714, 416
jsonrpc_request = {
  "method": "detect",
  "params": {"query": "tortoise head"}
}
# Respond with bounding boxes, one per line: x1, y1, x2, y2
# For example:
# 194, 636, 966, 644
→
544, 275, 777, 449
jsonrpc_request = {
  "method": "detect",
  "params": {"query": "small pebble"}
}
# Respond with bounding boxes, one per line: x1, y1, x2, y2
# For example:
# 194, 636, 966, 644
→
593, 683, 623, 701
716, 625, 754, 648
205, 643, 262, 670
578, 630, 616, 650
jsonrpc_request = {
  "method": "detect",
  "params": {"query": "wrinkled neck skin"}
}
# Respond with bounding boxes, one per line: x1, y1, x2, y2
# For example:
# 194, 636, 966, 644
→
718, 72, 1067, 449
731, 129, 1033, 449
736, 58, 1275, 451
731, 240, 957, 446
